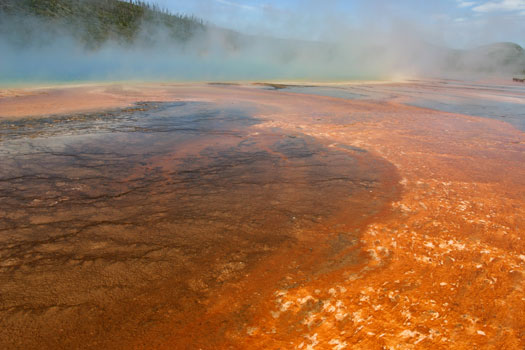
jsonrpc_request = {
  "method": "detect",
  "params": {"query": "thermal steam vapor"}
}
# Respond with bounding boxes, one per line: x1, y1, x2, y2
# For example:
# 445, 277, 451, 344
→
1, 1, 524, 83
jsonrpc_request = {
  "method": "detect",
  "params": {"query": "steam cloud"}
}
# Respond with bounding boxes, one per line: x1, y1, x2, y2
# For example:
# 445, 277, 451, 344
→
1, 0, 524, 83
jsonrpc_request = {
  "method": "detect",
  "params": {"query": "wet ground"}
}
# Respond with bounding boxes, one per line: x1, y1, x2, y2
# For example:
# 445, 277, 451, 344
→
279, 79, 525, 131
0, 101, 399, 349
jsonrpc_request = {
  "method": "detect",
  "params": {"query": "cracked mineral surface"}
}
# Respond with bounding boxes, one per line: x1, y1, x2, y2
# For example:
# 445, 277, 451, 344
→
0, 80, 523, 349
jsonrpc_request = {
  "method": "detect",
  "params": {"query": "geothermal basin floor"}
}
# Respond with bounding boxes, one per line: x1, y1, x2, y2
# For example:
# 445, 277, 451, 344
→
0, 81, 524, 349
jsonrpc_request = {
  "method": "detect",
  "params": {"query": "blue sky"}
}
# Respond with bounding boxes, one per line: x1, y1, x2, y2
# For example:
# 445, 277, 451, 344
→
153, 0, 525, 48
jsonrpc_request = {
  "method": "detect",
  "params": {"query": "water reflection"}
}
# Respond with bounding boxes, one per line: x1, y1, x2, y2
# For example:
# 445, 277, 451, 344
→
276, 80, 525, 131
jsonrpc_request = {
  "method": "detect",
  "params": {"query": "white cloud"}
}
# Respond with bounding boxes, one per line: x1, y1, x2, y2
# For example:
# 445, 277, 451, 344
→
473, 0, 525, 13
457, 1, 476, 8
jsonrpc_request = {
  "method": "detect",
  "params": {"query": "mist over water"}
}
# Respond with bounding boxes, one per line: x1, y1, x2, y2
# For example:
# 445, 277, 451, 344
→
0, 15, 383, 82
1, 1, 524, 83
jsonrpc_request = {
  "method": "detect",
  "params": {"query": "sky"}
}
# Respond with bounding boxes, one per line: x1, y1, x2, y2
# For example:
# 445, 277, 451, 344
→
152, 0, 525, 48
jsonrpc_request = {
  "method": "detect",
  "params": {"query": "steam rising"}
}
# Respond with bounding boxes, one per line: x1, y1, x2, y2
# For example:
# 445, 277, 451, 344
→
1, 0, 524, 83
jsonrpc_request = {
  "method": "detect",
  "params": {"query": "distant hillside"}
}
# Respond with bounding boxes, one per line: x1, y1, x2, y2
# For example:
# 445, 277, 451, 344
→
0, 0, 205, 48
453, 42, 525, 75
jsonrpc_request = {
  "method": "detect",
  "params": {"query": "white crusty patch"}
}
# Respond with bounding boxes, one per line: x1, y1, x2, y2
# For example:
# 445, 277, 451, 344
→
399, 329, 419, 339
328, 338, 348, 350
280, 301, 293, 312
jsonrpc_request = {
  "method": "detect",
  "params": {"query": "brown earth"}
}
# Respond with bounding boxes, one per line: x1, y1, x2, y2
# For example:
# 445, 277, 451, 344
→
0, 81, 523, 349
